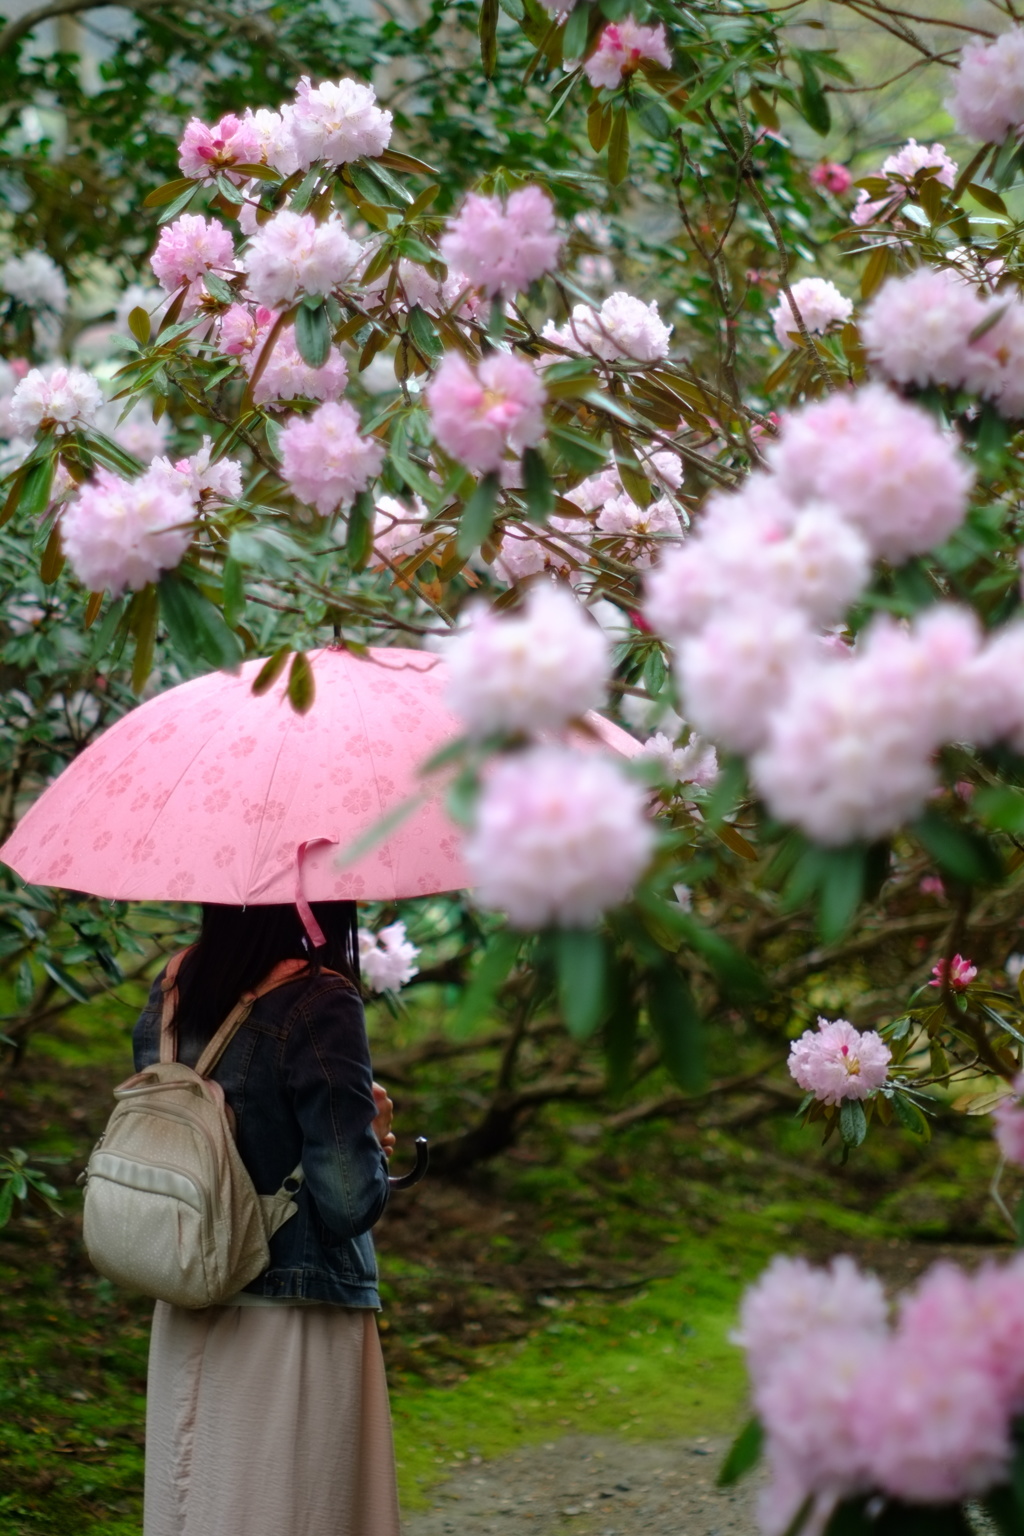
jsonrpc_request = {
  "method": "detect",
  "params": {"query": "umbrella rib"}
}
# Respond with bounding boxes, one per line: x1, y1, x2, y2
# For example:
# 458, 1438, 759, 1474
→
347, 665, 398, 903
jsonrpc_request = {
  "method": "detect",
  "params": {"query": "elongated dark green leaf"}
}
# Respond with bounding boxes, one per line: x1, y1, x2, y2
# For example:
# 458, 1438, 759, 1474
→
608, 107, 630, 185
40, 519, 64, 585
479, 0, 499, 78
288, 650, 316, 714
347, 490, 374, 572
717, 1418, 763, 1487
129, 584, 159, 692
222, 556, 245, 628
143, 176, 195, 208
294, 302, 332, 369
457, 471, 500, 557
562, 1, 590, 60
636, 96, 671, 139
0, 1182, 15, 1229
647, 966, 704, 1093
796, 54, 830, 134
557, 929, 607, 1040
522, 447, 554, 523
891, 1092, 931, 1141
157, 183, 200, 224
817, 844, 867, 944
40, 958, 91, 1003
128, 306, 151, 345
453, 930, 521, 1038
18, 457, 54, 519
975, 785, 1024, 834
159, 573, 243, 672
913, 811, 1003, 887
251, 646, 291, 696
203, 272, 237, 305
407, 304, 442, 358
839, 1098, 867, 1148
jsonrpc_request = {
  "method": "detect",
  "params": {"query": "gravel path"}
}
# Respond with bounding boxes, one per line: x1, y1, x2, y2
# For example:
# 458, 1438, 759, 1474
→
402, 1435, 758, 1536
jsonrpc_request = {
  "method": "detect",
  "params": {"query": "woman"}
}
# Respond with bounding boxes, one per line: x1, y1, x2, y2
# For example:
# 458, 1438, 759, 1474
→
132, 899, 400, 1536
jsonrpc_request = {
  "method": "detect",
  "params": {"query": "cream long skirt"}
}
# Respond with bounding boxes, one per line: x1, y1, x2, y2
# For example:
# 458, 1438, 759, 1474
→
144, 1302, 401, 1536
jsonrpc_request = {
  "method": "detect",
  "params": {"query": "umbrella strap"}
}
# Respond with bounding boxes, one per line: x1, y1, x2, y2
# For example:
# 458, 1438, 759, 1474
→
295, 836, 339, 948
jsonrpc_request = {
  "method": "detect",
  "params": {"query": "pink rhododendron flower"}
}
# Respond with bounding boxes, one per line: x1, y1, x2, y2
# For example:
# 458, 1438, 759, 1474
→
177, 113, 262, 180
543, 291, 671, 363
371, 494, 433, 568
810, 161, 852, 195
751, 608, 981, 844
288, 76, 392, 168
929, 953, 977, 989
1, 251, 68, 313
765, 384, 974, 563
10, 366, 103, 435
243, 210, 361, 309
676, 601, 817, 755
851, 139, 957, 226
492, 514, 588, 584
948, 28, 1024, 145
464, 745, 654, 927
439, 187, 562, 298
788, 1017, 891, 1105
426, 351, 546, 474
595, 492, 681, 567
851, 1332, 1011, 1504
150, 214, 235, 312
771, 277, 852, 350
277, 400, 385, 515
150, 437, 243, 506
447, 584, 609, 736
861, 268, 1009, 399
61, 467, 194, 594
733, 1255, 889, 1390
639, 732, 718, 788
583, 17, 671, 89
240, 322, 348, 409
360, 254, 479, 319
218, 302, 267, 355
358, 920, 419, 992
919, 875, 945, 897
995, 1084, 1024, 1168
246, 107, 301, 177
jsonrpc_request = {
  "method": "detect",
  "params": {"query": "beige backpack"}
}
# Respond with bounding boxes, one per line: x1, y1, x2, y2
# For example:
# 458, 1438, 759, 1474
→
81, 951, 309, 1309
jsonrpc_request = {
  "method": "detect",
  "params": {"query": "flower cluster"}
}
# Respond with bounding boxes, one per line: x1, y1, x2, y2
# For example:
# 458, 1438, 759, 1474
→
178, 112, 263, 180
929, 953, 977, 990
289, 75, 392, 168
242, 210, 360, 309
788, 1017, 891, 1105
948, 27, 1024, 145
639, 731, 718, 789
2, 251, 68, 313
737, 1252, 1024, 1531
10, 366, 104, 435
543, 291, 671, 363
583, 18, 671, 88
220, 306, 348, 408
464, 745, 654, 928
850, 139, 957, 227
371, 494, 433, 569
277, 400, 385, 515
770, 277, 852, 351
993, 1074, 1024, 1166
426, 351, 546, 474
61, 466, 195, 594
358, 921, 420, 992
150, 214, 235, 313
446, 583, 610, 736
863, 268, 1024, 418
439, 187, 562, 299
809, 162, 852, 195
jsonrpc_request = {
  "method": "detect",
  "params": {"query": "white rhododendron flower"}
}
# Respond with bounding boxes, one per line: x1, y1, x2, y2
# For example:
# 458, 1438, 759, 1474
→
358, 921, 420, 992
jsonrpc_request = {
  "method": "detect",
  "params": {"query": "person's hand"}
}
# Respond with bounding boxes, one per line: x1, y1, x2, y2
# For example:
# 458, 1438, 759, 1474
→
372, 1081, 396, 1159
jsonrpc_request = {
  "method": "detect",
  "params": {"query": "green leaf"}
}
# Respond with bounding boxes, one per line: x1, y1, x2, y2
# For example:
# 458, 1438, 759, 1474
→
287, 650, 316, 714
18, 457, 54, 519
456, 471, 500, 557
636, 97, 671, 139
128, 306, 151, 345
608, 107, 630, 185
40, 958, 91, 1004
453, 930, 521, 1038
407, 304, 442, 359
14, 960, 34, 1011
975, 786, 1024, 834
159, 573, 244, 672
562, 2, 590, 60
817, 845, 866, 945
130, 584, 159, 693
556, 929, 607, 1040
251, 646, 290, 696
479, 0, 499, 78
796, 53, 831, 134
604, 961, 639, 1098
548, 425, 607, 473
913, 811, 1003, 887
522, 447, 554, 523
294, 303, 332, 369
0, 1181, 15, 1229
839, 1098, 867, 1148
347, 490, 374, 572
222, 556, 245, 628
892, 1092, 931, 1141
717, 1418, 763, 1487
647, 966, 704, 1093
157, 182, 200, 225
143, 176, 195, 208
670, 909, 767, 1005
203, 272, 236, 305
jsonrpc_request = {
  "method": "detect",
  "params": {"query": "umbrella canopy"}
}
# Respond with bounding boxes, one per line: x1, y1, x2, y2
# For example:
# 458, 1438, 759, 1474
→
1, 645, 640, 907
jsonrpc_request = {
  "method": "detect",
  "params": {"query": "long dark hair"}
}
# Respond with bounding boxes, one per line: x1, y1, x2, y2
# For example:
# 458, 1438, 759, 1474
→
174, 901, 361, 1041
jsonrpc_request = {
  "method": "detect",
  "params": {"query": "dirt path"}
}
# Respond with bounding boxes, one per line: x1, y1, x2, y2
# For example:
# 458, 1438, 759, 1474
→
402, 1435, 758, 1536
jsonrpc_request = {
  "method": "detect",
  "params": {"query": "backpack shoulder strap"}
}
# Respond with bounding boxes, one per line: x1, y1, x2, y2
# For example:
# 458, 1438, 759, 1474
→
158, 949, 192, 1065
193, 958, 316, 1079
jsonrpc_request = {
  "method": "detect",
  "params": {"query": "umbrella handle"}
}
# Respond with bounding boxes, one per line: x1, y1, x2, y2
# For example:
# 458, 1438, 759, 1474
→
388, 1135, 429, 1191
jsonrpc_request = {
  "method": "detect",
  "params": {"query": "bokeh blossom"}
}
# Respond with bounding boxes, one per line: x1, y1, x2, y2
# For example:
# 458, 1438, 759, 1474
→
770, 277, 852, 350
810, 162, 852, 195
358, 921, 420, 992
948, 28, 1024, 145
465, 745, 654, 927
583, 18, 671, 88
543, 291, 671, 363
61, 467, 194, 594
447, 584, 609, 736
278, 400, 385, 514
994, 1076, 1024, 1165
788, 1017, 891, 1105
1, 251, 68, 313
439, 187, 562, 298
426, 351, 546, 474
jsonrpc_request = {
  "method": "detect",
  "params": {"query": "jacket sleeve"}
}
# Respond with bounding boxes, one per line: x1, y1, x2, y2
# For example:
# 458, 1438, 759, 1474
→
131, 972, 167, 1072
282, 979, 391, 1240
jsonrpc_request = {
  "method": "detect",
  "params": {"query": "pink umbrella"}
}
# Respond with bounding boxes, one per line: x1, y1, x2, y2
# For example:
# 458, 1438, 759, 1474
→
0, 645, 640, 914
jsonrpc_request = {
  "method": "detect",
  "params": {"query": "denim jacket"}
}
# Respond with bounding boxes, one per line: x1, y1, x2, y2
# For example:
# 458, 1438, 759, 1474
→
132, 964, 390, 1308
